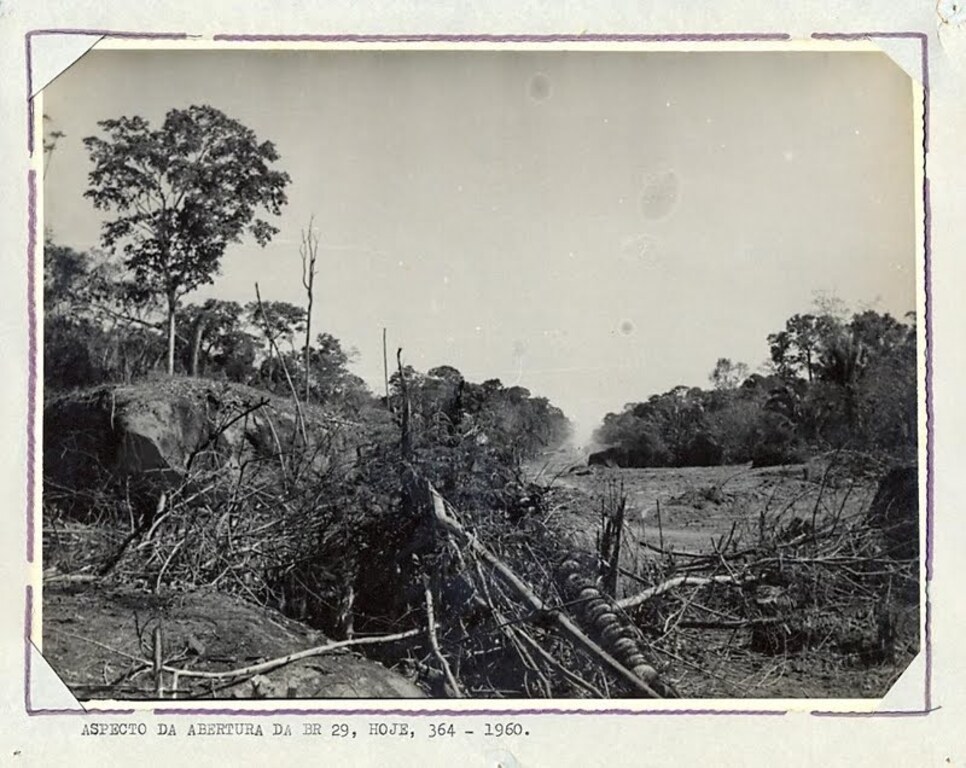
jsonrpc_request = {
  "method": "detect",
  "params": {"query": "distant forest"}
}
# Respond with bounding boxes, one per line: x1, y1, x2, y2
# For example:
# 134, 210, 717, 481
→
46, 243, 569, 451
593, 308, 918, 467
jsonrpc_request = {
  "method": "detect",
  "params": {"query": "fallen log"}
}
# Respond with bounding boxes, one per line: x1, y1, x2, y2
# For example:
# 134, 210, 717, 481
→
424, 584, 463, 698
616, 574, 751, 611
428, 484, 668, 698
160, 628, 421, 680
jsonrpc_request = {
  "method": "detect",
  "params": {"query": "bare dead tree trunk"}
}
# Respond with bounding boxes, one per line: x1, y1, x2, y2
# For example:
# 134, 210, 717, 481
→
166, 290, 177, 376
599, 480, 626, 598
397, 348, 417, 517
255, 282, 308, 445
300, 217, 319, 405
397, 348, 412, 463
188, 312, 209, 377
383, 327, 390, 408
42, 115, 64, 180
153, 625, 164, 699
428, 486, 665, 697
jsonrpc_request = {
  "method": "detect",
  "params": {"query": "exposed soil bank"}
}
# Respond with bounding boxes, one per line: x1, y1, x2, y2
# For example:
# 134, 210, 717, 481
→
43, 586, 425, 700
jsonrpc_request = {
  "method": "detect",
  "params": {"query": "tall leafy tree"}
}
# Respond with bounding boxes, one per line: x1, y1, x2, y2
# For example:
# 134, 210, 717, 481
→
83, 105, 291, 374
767, 313, 836, 382
814, 310, 917, 447
709, 357, 749, 390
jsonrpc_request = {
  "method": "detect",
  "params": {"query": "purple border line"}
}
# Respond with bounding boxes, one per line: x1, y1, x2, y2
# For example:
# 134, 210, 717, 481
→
23, 28, 934, 721
811, 31, 928, 38
212, 33, 792, 43
27, 29, 190, 37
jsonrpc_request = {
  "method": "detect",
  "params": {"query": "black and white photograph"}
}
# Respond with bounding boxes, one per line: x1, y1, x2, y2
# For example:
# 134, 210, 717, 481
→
38, 44, 923, 702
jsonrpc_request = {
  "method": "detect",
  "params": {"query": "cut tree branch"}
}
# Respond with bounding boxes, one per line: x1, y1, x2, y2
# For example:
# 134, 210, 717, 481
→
162, 628, 422, 681
616, 574, 752, 611
424, 585, 463, 698
254, 282, 308, 446
427, 484, 666, 698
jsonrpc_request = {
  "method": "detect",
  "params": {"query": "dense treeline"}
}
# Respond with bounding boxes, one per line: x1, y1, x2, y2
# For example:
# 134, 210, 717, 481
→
44, 239, 364, 399
344, 363, 573, 512
593, 309, 917, 467
391, 365, 571, 461
44, 237, 571, 466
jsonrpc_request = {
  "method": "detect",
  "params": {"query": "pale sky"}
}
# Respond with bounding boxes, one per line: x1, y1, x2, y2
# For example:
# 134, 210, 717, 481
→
43, 49, 917, 444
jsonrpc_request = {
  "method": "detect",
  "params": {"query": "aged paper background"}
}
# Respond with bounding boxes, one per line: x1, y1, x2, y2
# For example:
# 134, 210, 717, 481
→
2, 1, 965, 764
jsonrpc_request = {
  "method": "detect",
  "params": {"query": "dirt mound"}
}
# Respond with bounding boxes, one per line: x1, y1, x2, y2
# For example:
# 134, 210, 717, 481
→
44, 379, 366, 517
43, 586, 425, 699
